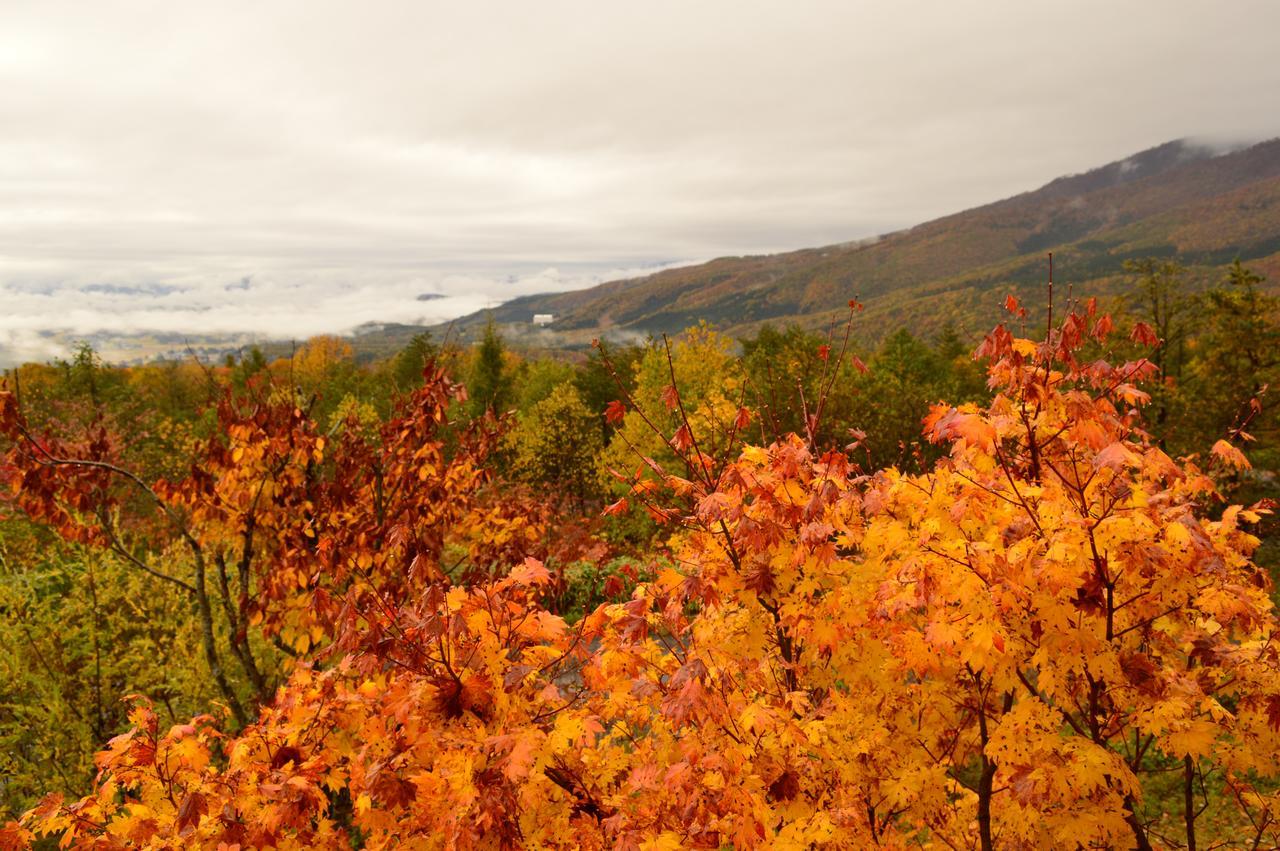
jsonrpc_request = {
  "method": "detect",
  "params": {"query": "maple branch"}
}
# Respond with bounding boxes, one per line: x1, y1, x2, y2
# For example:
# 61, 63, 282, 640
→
967, 666, 1011, 851
530, 686, 589, 724
922, 545, 990, 587
993, 444, 1044, 537
757, 594, 800, 695
1015, 668, 1087, 738
99, 519, 198, 594
215, 549, 269, 700
10, 418, 252, 724
13, 422, 204, 559
810, 305, 859, 448
543, 759, 612, 823
748, 363, 785, 443
661, 334, 714, 489
718, 379, 752, 469
1124, 794, 1157, 851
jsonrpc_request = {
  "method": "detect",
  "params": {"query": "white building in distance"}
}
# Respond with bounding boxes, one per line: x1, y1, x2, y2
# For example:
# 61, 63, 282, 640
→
532, 314, 554, 326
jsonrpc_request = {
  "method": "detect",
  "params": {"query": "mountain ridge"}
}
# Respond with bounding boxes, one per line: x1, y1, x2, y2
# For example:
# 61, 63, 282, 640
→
432, 137, 1280, 347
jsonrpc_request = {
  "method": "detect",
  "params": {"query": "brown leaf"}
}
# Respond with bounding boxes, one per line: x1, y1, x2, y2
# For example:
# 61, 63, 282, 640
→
767, 770, 800, 802
1120, 652, 1163, 697
176, 792, 207, 836
661, 384, 680, 411
1266, 695, 1280, 733
671, 424, 694, 452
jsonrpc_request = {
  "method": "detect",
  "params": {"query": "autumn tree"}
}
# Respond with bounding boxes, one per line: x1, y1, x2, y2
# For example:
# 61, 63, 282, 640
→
598, 325, 745, 522
508, 382, 602, 504
513, 357, 576, 414
0, 362, 525, 727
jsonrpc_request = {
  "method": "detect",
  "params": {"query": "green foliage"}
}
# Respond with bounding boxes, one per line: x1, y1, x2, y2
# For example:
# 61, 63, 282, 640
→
229, 346, 269, 392
0, 544, 220, 819
554, 556, 659, 623
738, 323, 988, 471
514, 358, 576, 413
57, 343, 117, 409
574, 341, 643, 440
468, 319, 513, 417
286, 335, 378, 427
844, 328, 987, 470
855, 329, 947, 468
1122, 257, 1198, 433
1189, 261, 1280, 441
739, 323, 830, 443
390, 332, 437, 394
509, 383, 602, 502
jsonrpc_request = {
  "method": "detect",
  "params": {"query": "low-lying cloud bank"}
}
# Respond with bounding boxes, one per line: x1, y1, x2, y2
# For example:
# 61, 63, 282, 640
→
0, 262, 694, 366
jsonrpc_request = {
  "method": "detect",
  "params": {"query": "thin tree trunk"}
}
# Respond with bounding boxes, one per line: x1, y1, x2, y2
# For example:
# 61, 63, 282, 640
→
1184, 756, 1197, 851
1124, 794, 1155, 851
193, 550, 246, 725
975, 683, 1012, 851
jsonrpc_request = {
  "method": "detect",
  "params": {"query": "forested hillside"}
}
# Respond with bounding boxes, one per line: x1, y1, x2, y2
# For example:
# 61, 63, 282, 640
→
1, 255, 1278, 848
439, 138, 1280, 347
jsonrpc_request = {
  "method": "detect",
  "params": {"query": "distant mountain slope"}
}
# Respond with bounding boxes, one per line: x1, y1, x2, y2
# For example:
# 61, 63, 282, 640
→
437, 137, 1280, 347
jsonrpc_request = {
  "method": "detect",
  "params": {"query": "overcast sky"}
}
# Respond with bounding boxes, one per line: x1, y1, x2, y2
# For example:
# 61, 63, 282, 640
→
3, 0, 1280, 362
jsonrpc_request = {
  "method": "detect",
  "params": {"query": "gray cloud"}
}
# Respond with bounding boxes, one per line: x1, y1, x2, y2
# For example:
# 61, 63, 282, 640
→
2, 0, 1279, 361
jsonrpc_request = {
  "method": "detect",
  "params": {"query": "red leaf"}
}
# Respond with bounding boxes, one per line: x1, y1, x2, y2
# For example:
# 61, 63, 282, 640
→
30, 793, 64, 820
1130, 321, 1159, 347
1120, 652, 1163, 697
768, 771, 800, 802
270, 745, 303, 769
604, 399, 627, 425
817, 344, 831, 362
661, 385, 680, 411
929, 408, 996, 449
734, 407, 751, 430
671, 424, 694, 452
603, 497, 629, 517
1004, 294, 1021, 314
851, 355, 869, 375
1092, 315, 1113, 340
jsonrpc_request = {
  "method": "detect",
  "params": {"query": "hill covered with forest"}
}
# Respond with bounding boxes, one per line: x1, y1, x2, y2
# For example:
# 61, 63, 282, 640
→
435, 137, 1280, 346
